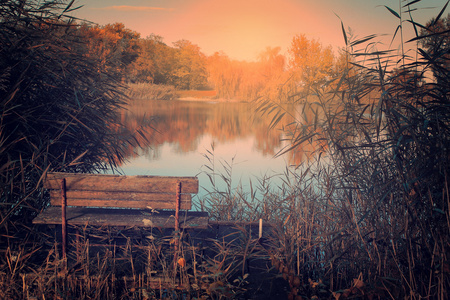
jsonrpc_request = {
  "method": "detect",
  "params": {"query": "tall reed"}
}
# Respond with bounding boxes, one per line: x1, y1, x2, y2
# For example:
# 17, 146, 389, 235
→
250, 1, 450, 298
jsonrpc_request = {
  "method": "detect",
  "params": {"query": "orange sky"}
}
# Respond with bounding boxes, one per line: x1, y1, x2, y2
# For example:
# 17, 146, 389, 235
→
71, 0, 448, 61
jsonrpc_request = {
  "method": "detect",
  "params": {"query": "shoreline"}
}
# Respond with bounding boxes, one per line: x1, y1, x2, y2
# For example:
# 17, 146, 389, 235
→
175, 96, 246, 103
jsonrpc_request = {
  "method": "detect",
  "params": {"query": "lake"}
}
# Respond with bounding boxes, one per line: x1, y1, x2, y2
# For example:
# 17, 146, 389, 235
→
113, 99, 308, 200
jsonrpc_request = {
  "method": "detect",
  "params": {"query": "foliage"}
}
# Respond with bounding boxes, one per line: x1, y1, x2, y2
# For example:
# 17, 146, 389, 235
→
128, 34, 177, 85
0, 1, 141, 226
250, 2, 450, 298
172, 39, 209, 90
0, 224, 258, 299
79, 22, 141, 81
289, 34, 335, 93
207, 48, 289, 102
419, 13, 449, 87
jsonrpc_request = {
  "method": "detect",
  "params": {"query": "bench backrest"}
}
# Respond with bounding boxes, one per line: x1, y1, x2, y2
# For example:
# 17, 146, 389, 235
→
44, 172, 198, 210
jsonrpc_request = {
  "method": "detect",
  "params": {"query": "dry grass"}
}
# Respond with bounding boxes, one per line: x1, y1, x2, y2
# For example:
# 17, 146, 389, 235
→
127, 83, 177, 100
1, 0, 449, 299
176, 90, 217, 100
0, 223, 273, 299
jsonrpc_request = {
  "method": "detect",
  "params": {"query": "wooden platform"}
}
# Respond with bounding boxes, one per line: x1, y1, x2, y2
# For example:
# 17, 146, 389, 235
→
33, 207, 209, 229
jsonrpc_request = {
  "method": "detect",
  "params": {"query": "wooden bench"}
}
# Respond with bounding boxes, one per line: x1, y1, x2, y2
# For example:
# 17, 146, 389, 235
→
33, 172, 209, 257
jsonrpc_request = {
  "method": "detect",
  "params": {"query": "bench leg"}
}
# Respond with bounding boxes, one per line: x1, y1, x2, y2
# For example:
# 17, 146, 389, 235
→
173, 182, 181, 276
61, 178, 67, 262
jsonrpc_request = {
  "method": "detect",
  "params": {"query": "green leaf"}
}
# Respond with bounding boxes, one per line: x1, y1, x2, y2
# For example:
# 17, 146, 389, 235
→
433, 208, 445, 215
403, 0, 422, 7
341, 20, 348, 46
390, 25, 402, 47
432, 0, 449, 27
350, 34, 377, 47
385, 6, 400, 19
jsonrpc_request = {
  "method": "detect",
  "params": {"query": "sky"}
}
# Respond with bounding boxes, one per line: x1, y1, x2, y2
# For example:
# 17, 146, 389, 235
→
69, 0, 448, 61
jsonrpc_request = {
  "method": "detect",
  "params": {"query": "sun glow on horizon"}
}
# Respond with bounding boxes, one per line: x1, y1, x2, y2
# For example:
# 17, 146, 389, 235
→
72, 0, 447, 62
160, 0, 323, 61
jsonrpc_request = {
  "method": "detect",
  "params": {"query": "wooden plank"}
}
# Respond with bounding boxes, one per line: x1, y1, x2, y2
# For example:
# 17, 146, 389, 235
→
44, 172, 198, 194
32, 207, 209, 229
49, 190, 192, 209
50, 198, 191, 210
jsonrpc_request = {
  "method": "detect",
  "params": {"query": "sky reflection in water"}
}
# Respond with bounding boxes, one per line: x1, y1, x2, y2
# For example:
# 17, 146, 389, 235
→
114, 100, 296, 199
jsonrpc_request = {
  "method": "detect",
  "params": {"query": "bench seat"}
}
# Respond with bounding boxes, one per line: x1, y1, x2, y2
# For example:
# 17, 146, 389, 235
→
33, 206, 209, 229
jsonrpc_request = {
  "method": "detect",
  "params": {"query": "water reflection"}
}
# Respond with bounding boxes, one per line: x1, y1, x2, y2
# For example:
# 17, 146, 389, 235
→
114, 99, 314, 198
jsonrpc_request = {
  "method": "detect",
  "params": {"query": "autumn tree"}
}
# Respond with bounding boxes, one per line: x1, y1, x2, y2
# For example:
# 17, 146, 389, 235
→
257, 47, 292, 102
207, 49, 289, 101
207, 52, 239, 99
79, 22, 140, 81
172, 40, 208, 90
128, 34, 176, 84
289, 34, 334, 94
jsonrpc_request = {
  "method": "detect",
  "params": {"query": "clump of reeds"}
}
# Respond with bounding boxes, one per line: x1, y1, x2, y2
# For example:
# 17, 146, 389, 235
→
126, 83, 177, 100
0, 222, 268, 299
0, 1, 146, 297
0, 0, 143, 228
201, 2, 450, 299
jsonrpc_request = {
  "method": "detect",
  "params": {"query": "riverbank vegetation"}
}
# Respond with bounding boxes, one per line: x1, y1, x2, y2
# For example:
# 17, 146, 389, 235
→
1, 0, 449, 299
204, 3, 449, 299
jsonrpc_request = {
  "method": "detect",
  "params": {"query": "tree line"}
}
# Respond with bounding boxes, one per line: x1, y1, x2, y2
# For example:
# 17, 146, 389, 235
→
67, 21, 353, 102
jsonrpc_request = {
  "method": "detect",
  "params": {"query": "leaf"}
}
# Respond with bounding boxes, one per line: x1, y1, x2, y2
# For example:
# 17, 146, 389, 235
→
385, 6, 400, 19
403, 0, 422, 7
431, 0, 449, 27
390, 25, 402, 48
405, 19, 427, 31
433, 208, 445, 215
68, 149, 88, 166
350, 34, 378, 47
341, 20, 348, 46
63, 0, 76, 13
407, 29, 450, 43
142, 219, 153, 226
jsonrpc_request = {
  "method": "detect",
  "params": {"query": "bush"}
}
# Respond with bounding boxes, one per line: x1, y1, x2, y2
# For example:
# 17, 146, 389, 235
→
0, 1, 141, 226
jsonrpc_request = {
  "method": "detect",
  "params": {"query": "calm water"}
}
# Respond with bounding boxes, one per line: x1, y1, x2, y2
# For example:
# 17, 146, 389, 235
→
113, 99, 304, 199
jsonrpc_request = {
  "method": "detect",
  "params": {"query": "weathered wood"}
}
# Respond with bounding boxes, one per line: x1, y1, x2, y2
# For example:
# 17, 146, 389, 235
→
61, 178, 67, 260
49, 191, 192, 210
34, 172, 206, 236
44, 172, 198, 194
33, 207, 209, 229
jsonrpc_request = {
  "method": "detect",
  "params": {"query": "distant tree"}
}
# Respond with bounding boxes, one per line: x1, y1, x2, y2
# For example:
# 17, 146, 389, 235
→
128, 34, 176, 84
172, 40, 208, 90
257, 47, 291, 102
207, 52, 237, 98
206, 53, 265, 100
258, 46, 286, 76
289, 34, 334, 93
419, 13, 449, 86
79, 22, 140, 81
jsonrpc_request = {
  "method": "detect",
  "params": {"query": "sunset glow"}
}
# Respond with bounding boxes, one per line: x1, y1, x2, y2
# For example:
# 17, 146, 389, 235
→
72, 0, 446, 61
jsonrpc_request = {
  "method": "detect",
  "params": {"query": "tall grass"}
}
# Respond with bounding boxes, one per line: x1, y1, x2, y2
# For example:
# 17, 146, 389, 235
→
247, 1, 450, 299
1, 0, 448, 299
0, 1, 145, 296
0, 1, 142, 224
127, 83, 177, 100
0, 222, 270, 299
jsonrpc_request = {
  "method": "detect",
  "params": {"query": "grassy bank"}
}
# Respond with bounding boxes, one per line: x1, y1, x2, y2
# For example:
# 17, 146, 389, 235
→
126, 83, 178, 100
126, 83, 227, 101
